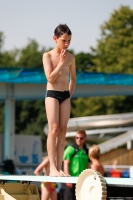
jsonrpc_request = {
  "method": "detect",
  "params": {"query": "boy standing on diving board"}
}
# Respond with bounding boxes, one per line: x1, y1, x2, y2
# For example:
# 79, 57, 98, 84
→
43, 24, 76, 176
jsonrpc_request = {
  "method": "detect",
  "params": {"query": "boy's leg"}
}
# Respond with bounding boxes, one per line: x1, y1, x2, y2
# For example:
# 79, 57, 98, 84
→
56, 98, 70, 175
45, 97, 60, 176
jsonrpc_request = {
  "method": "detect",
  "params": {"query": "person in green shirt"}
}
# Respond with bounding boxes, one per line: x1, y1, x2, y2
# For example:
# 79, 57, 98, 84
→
63, 129, 90, 200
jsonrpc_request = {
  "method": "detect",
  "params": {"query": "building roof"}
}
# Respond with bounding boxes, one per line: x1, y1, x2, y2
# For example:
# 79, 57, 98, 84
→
0, 67, 133, 85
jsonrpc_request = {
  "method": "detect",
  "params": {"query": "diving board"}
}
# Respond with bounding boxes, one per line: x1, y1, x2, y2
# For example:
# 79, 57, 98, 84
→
1, 169, 133, 199
1, 174, 133, 186
0, 175, 78, 184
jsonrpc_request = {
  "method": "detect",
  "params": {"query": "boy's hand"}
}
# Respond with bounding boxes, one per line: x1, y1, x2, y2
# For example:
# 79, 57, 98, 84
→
60, 49, 67, 63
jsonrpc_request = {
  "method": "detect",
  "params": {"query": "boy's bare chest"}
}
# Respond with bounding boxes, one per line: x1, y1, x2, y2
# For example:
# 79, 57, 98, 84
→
51, 57, 71, 72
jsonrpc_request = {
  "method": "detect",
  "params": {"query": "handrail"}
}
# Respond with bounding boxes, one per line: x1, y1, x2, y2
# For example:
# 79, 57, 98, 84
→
44, 112, 133, 134
98, 130, 133, 153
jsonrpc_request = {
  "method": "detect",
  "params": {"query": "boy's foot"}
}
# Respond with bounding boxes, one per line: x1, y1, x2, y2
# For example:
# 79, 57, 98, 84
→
60, 170, 70, 177
49, 168, 61, 177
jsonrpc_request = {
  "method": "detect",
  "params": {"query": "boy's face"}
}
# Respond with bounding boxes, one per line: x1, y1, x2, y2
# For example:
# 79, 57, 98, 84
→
53, 33, 71, 50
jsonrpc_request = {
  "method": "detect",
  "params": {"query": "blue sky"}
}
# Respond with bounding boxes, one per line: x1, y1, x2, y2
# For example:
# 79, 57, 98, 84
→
1, 0, 133, 53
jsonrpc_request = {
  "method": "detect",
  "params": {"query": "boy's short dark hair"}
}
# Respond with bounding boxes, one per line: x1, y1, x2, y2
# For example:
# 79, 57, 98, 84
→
54, 24, 72, 38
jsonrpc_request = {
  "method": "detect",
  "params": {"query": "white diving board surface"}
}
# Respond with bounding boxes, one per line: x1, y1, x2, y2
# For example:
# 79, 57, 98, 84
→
105, 177, 133, 186
1, 175, 133, 186
0, 175, 78, 184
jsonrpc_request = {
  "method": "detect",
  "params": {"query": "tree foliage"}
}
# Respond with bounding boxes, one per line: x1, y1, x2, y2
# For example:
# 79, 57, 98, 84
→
15, 100, 47, 151
0, 32, 5, 54
71, 5, 133, 118
0, 32, 18, 67
75, 52, 95, 71
17, 39, 46, 68
92, 6, 133, 74
0, 36, 48, 150
0, 50, 19, 67
71, 95, 133, 117
0, 102, 4, 133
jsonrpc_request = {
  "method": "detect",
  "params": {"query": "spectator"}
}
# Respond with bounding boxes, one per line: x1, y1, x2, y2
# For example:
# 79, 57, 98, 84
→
1, 159, 17, 182
2, 159, 16, 175
34, 156, 57, 200
89, 145, 104, 176
63, 129, 90, 200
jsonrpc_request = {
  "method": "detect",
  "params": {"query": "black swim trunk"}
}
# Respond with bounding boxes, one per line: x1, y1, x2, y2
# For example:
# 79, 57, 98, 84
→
45, 90, 70, 104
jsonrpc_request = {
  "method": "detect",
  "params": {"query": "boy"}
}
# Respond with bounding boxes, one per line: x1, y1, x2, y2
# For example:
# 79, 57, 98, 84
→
89, 145, 104, 176
43, 24, 76, 176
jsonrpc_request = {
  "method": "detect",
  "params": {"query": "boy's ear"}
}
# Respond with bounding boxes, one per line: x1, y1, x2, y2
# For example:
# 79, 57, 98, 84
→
53, 36, 57, 42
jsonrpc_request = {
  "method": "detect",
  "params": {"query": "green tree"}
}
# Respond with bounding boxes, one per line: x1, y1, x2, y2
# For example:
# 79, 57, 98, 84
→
17, 39, 46, 68
92, 6, 133, 74
0, 32, 5, 54
0, 102, 4, 133
71, 6, 133, 118
0, 32, 18, 67
0, 50, 19, 67
15, 100, 47, 151
71, 95, 133, 117
75, 52, 95, 71
0, 35, 48, 150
